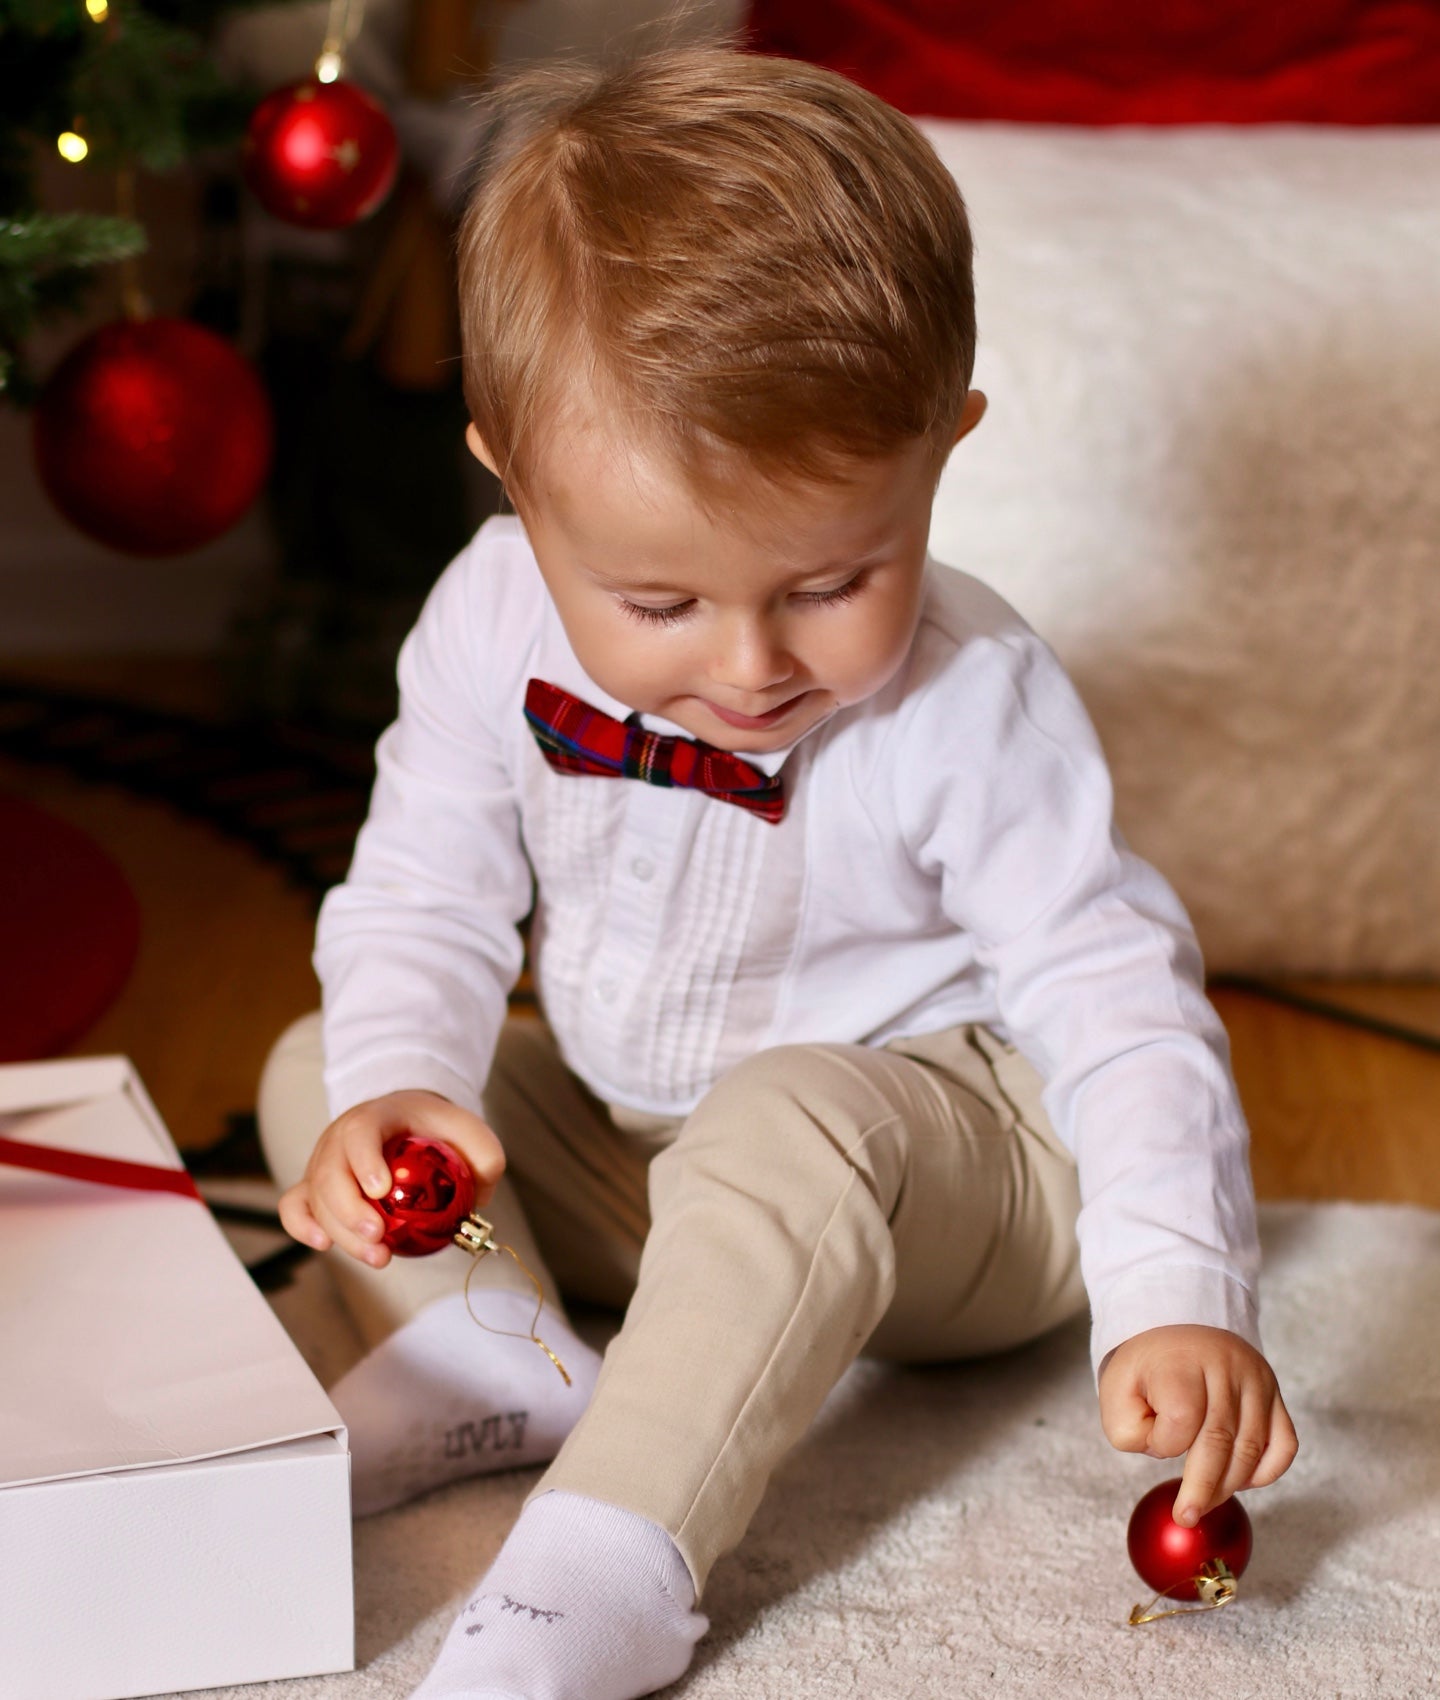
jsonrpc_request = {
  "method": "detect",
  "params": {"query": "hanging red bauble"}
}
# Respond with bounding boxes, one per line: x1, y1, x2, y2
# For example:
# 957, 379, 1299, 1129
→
243, 78, 399, 230
374, 1132, 478, 1257
1127, 1478, 1253, 1601
33, 317, 273, 557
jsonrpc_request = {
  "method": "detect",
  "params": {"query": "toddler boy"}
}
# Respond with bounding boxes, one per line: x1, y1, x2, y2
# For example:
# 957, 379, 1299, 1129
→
261, 44, 1297, 1700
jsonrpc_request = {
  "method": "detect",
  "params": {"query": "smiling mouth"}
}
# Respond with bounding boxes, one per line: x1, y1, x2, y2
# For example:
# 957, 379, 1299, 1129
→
703, 692, 810, 731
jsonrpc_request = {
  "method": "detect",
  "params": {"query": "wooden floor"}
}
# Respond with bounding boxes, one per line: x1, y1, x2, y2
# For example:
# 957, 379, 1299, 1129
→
4, 653, 1439, 1205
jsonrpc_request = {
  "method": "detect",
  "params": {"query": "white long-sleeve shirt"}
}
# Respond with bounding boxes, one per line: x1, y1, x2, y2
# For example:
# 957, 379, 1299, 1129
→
316, 515, 1261, 1375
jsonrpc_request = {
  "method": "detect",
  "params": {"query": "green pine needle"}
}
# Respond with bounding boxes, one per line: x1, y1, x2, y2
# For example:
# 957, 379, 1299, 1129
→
0, 212, 147, 270
0, 213, 146, 398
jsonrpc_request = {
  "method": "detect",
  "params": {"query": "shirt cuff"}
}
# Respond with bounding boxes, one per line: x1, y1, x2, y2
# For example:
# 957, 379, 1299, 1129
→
323, 1052, 485, 1123
1089, 1264, 1261, 1386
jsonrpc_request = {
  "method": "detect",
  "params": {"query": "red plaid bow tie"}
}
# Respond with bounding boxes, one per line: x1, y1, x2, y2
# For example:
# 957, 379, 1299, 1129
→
524, 679, 786, 824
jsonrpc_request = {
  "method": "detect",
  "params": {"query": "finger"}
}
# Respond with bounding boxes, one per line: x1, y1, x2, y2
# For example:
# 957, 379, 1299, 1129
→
395, 1096, 507, 1190
1238, 1390, 1300, 1491
1173, 1374, 1240, 1527
337, 1114, 393, 1201
277, 1183, 331, 1252
307, 1123, 390, 1230
311, 1184, 390, 1268
1206, 1387, 1271, 1510
1098, 1373, 1157, 1455
1144, 1362, 1208, 1463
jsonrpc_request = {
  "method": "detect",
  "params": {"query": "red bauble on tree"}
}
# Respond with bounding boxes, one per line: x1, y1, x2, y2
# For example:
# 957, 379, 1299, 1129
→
1127, 1478, 1253, 1603
243, 78, 399, 230
33, 317, 273, 557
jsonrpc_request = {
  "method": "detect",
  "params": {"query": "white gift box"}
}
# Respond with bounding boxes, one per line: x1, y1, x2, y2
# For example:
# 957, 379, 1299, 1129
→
0, 1056, 353, 1700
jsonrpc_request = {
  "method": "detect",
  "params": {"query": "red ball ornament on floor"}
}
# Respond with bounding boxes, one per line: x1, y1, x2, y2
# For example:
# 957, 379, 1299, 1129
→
243, 78, 399, 229
1127, 1478, 1253, 1600
33, 317, 273, 556
374, 1133, 478, 1257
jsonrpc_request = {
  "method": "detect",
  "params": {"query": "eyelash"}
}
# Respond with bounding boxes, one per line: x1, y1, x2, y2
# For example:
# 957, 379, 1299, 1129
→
619, 577, 865, 627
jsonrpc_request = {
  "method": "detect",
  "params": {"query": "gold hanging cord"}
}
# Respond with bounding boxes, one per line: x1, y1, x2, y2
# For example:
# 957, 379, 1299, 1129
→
458, 1213, 572, 1386
1127, 1559, 1239, 1626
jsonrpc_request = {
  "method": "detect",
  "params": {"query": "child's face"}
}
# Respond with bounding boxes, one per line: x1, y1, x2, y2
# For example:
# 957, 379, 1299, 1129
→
468, 390, 985, 754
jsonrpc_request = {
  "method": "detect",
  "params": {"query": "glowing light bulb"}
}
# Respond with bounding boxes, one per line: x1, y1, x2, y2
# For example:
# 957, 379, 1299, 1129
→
85, 0, 109, 19
315, 50, 343, 83
57, 131, 89, 163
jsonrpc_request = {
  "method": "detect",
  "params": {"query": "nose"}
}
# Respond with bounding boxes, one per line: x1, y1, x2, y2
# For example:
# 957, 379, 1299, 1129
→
707, 610, 794, 696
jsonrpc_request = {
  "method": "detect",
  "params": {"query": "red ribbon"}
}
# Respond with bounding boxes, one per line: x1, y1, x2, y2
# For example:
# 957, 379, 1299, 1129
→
0, 1133, 201, 1200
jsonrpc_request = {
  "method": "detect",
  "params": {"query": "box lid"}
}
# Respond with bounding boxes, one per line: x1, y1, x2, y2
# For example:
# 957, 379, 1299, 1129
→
0, 1056, 345, 1490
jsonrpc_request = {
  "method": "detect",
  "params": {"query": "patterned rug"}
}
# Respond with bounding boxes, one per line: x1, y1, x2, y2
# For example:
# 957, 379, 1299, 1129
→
0, 679, 377, 905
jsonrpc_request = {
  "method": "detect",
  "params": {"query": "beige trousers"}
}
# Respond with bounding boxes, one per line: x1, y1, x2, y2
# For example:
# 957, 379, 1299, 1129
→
258, 1013, 1086, 1596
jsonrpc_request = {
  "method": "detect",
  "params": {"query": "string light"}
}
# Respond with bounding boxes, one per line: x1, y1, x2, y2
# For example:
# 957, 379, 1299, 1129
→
314, 0, 364, 82
69, 0, 106, 164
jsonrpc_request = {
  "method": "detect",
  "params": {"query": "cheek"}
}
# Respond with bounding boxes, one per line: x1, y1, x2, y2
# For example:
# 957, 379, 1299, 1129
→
827, 598, 920, 697
571, 608, 691, 700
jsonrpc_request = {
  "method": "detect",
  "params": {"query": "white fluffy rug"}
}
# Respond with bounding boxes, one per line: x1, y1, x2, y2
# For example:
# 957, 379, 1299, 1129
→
174, 1201, 1440, 1699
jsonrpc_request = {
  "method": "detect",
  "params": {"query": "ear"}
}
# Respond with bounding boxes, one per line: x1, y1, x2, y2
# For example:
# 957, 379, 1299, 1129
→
951, 389, 987, 446
465, 422, 501, 477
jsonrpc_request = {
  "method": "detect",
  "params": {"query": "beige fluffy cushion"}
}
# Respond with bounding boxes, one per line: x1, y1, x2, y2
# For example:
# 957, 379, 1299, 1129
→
925, 123, 1440, 974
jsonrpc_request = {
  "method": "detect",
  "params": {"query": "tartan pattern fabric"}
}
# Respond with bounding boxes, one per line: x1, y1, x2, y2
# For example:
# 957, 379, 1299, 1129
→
524, 679, 786, 824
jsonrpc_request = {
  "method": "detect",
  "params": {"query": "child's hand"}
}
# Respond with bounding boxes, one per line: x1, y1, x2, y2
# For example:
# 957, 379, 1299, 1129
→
277, 1089, 505, 1269
1098, 1324, 1298, 1527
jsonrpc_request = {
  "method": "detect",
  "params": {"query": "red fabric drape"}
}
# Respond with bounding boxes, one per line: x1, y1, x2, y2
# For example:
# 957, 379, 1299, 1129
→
744, 0, 1440, 123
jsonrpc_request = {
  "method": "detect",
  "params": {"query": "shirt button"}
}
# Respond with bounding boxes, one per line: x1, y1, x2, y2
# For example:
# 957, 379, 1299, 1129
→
630, 857, 656, 882
594, 979, 618, 1003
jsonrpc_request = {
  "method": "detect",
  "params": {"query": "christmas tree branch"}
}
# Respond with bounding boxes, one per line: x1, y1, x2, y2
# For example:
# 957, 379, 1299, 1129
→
0, 212, 146, 398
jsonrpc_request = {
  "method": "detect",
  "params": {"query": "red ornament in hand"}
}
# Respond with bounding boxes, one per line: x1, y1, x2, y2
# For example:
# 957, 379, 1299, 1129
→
371, 1132, 571, 1384
374, 1133, 477, 1257
33, 318, 272, 556
1127, 1478, 1253, 1601
243, 78, 399, 229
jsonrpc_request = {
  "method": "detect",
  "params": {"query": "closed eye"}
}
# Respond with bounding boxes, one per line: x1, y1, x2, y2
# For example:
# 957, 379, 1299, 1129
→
618, 572, 866, 626
797, 574, 865, 609
619, 599, 695, 627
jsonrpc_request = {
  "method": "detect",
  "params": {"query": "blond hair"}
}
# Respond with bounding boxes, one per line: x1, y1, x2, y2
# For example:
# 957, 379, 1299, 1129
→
456, 45, 976, 502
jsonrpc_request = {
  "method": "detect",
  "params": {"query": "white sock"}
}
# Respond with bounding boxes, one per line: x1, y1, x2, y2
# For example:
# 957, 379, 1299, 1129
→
411, 1490, 707, 1700
329, 1290, 602, 1516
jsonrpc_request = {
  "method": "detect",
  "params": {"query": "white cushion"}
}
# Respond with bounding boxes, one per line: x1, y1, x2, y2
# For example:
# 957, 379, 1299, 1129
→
926, 122, 1440, 973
